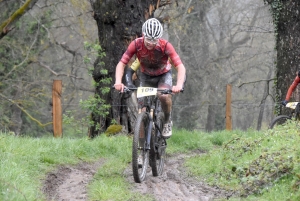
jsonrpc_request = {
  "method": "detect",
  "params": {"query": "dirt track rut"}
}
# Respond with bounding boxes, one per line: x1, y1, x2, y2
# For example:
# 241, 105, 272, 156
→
43, 153, 230, 201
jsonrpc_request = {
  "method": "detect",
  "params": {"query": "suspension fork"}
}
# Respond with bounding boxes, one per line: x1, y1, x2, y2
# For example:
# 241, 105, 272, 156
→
145, 108, 154, 150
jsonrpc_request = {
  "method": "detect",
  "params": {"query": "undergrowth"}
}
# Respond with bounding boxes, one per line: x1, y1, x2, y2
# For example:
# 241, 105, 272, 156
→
185, 121, 300, 200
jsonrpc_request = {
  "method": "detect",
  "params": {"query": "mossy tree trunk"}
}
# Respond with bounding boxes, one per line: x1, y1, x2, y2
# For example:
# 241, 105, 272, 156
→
0, 0, 39, 40
89, 0, 159, 137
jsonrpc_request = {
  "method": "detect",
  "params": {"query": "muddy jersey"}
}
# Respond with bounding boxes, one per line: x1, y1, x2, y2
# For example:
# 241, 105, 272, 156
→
286, 76, 300, 101
120, 37, 182, 76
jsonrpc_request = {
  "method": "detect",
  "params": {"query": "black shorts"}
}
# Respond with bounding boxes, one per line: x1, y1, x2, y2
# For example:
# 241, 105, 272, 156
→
138, 71, 172, 89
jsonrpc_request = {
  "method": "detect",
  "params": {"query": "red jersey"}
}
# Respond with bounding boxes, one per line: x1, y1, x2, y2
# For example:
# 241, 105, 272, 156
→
285, 76, 300, 101
120, 37, 183, 76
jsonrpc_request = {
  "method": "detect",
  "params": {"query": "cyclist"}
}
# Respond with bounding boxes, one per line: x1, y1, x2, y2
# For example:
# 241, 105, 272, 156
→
282, 70, 300, 106
114, 18, 186, 138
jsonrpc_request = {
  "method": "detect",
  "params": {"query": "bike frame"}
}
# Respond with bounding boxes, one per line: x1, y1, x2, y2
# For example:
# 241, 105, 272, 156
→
139, 95, 163, 150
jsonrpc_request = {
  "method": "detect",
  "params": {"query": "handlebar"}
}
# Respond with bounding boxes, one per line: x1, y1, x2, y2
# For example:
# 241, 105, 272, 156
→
112, 86, 184, 94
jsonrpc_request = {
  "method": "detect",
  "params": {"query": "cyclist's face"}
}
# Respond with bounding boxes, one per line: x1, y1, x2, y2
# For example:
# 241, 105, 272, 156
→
144, 37, 158, 50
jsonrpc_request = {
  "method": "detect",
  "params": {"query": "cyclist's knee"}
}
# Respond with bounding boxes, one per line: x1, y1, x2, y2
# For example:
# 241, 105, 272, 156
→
159, 94, 171, 102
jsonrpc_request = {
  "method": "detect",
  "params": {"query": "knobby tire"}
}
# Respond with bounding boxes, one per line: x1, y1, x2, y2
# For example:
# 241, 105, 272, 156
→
150, 112, 166, 176
132, 112, 149, 183
268, 115, 291, 129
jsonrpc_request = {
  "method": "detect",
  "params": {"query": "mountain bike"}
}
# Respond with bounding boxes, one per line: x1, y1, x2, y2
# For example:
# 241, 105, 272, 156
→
122, 86, 176, 183
269, 102, 300, 129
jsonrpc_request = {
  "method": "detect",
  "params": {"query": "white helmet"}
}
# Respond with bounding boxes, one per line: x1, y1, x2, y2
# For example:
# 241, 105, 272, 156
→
142, 18, 163, 39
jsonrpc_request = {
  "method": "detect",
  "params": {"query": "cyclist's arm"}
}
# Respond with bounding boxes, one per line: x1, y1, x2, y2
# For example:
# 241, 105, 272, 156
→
165, 43, 186, 92
124, 58, 140, 88
165, 42, 183, 69
285, 76, 300, 101
114, 61, 126, 92
173, 63, 186, 93
115, 41, 137, 92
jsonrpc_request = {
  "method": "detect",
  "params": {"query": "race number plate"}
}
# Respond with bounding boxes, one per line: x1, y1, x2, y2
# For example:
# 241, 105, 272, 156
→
137, 87, 157, 98
286, 102, 299, 110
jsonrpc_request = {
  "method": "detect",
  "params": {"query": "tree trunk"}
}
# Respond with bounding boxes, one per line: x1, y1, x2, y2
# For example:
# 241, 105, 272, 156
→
9, 104, 22, 136
7, 84, 24, 135
89, 0, 158, 137
256, 69, 272, 130
276, 1, 300, 111
205, 104, 215, 132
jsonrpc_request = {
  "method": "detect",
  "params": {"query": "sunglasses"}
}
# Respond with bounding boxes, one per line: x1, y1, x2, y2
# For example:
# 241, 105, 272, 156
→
144, 37, 158, 45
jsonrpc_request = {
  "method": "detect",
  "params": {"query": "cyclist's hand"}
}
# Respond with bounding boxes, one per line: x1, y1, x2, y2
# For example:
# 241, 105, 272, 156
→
282, 100, 288, 106
114, 83, 125, 92
172, 85, 182, 94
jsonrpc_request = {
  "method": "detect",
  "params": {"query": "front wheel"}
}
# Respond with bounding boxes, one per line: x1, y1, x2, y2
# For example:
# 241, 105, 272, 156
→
132, 112, 150, 183
268, 115, 291, 129
150, 112, 166, 176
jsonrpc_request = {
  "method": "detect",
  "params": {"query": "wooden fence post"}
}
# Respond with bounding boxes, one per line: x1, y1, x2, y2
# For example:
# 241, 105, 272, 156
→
52, 80, 62, 137
226, 84, 232, 130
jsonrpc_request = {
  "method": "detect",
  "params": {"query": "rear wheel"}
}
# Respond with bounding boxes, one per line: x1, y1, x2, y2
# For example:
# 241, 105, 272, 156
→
268, 115, 292, 129
132, 112, 150, 183
150, 112, 166, 176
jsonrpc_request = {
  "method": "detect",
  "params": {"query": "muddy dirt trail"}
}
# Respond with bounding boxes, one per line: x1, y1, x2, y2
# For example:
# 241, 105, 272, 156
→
43, 153, 230, 201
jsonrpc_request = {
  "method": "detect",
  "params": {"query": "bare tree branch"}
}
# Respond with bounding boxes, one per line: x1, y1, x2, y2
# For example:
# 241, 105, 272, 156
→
4, 23, 40, 79
180, 0, 193, 24
0, 92, 52, 127
37, 61, 84, 79
238, 78, 276, 88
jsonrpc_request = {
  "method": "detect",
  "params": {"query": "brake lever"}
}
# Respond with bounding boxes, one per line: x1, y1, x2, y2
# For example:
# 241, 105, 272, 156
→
123, 87, 131, 93
112, 86, 137, 94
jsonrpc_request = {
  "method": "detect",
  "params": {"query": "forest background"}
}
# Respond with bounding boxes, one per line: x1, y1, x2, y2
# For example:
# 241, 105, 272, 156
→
0, 0, 298, 137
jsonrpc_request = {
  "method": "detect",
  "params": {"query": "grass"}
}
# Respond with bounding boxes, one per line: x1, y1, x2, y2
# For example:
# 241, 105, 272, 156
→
1, 121, 300, 200
0, 134, 133, 201
184, 122, 300, 200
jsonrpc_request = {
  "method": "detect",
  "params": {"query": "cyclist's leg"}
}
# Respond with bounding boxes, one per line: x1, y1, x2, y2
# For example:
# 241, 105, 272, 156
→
157, 71, 172, 123
138, 73, 150, 112
157, 71, 173, 138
